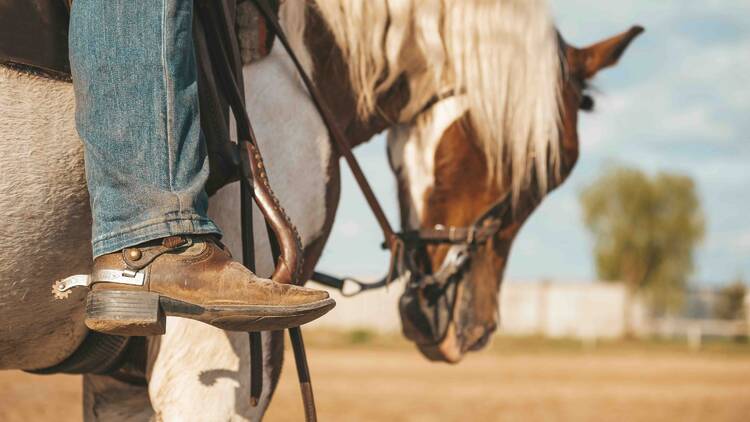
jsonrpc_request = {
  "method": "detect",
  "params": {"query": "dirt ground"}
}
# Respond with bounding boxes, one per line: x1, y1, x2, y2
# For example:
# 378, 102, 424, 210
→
2, 338, 750, 421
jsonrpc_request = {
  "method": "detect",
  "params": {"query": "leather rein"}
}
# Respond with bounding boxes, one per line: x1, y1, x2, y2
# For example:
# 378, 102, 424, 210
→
253, 1, 514, 296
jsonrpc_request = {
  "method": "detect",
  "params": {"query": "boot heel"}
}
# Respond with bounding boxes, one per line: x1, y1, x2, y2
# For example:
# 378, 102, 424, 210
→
85, 290, 166, 336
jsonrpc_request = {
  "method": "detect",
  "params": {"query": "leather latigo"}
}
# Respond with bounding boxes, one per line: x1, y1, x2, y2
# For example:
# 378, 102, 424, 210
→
243, 142, 304, 286
92, 236, 323, 307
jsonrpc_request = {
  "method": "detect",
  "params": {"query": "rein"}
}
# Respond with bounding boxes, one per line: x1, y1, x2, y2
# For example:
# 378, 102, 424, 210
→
253, 1, 513, 297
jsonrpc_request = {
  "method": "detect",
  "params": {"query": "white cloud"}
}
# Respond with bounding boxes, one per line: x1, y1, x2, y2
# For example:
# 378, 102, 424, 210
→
661, 105, 734, 141
694, 157, 750, 189
705, 228, 750, 255
579, 38, 747, 149
554, 0, 750, 34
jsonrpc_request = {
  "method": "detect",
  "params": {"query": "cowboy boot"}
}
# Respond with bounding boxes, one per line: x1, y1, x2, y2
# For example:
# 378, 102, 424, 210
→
84, 235, 334, 336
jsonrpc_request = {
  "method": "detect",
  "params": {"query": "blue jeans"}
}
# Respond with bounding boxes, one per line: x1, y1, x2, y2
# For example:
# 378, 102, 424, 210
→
69, 0, 222, 258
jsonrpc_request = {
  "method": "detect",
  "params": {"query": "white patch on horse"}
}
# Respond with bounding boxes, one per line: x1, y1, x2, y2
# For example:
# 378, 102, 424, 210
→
387, 96, 467, 229
147, 319, 250, 421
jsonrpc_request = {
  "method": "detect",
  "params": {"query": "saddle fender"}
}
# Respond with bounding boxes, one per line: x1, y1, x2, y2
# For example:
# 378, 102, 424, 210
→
0, 0, 71, 77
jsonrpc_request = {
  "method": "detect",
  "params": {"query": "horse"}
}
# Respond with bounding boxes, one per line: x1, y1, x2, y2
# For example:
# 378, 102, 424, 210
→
0, 0, 642, 419
305, 0, 643, 363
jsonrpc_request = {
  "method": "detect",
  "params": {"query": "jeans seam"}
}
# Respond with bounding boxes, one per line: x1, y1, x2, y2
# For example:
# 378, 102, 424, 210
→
92, 213, 217, 243
160, 0, 182, 214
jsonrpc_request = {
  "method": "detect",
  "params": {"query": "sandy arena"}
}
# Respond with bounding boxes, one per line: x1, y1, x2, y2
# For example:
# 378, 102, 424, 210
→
2, 336, 749, 421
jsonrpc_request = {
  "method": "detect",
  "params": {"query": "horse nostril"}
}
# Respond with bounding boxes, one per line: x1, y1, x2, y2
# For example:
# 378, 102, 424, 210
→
467, 328, 493, 351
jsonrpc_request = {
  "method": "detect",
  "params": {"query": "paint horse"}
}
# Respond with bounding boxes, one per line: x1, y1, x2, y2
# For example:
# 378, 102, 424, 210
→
0, 0, 642, 419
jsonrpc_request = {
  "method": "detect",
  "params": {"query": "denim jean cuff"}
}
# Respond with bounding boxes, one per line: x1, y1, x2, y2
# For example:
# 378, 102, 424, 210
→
91, 214, 222, 258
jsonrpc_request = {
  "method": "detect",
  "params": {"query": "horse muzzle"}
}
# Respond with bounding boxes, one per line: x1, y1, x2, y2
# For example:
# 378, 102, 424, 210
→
397, 244, 501, 362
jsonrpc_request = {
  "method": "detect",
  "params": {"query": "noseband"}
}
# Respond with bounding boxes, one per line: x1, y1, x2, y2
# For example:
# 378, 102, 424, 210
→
392, 191, 511, 293
396, 192, 510, 248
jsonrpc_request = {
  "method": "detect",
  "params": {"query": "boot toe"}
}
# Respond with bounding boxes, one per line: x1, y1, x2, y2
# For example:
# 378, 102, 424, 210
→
276, 284, 331, 306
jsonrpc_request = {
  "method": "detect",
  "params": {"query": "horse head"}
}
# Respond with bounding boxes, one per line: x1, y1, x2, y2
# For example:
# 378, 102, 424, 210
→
387, 26, 644, 363
305, 0, 643, 362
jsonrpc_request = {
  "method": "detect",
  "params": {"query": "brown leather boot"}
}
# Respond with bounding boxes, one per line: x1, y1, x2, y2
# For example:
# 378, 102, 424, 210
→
84, 235, 334, 336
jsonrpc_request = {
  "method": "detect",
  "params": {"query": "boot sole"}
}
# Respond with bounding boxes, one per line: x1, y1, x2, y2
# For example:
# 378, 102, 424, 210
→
85, 290, 335, 336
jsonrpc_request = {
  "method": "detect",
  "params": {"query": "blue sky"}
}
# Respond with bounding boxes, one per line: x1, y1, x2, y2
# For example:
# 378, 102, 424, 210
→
317, 0, 749, 286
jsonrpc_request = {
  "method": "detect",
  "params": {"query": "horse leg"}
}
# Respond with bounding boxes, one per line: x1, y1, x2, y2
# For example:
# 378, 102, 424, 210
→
83, 374, 153, 421
146, 319, 284, 421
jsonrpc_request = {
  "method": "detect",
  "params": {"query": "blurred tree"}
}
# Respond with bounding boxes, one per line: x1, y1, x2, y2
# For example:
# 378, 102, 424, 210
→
715, 277, 746, 320
580, 167, 705, 330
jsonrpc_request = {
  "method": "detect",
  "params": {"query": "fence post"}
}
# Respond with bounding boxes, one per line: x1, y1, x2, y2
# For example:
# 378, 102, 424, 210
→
687, 323, 702, 351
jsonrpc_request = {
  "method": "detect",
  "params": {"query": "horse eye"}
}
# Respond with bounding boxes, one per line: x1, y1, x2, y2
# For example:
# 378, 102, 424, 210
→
580, 94, 595, 112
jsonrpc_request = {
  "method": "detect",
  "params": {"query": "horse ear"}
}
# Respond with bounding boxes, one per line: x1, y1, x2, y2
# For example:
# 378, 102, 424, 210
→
582, 26, 644, 78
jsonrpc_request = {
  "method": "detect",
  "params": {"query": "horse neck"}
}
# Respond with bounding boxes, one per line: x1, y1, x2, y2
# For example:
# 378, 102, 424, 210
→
305, 5, 410, 151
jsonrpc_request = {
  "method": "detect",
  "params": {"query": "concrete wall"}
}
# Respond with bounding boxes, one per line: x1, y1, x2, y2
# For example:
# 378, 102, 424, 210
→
499, 281, 636, 339
311, 279, 638, 339
309, 281, 404, 333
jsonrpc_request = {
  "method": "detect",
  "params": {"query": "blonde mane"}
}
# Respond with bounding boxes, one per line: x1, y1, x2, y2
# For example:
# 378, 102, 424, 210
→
285, 0, 562, 197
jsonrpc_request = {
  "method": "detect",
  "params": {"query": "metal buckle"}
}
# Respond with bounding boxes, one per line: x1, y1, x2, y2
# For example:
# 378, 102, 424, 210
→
466, 226, 476, 245
93, 269, 146, 286
54, 269, 146, 297
55, 274, 92, 292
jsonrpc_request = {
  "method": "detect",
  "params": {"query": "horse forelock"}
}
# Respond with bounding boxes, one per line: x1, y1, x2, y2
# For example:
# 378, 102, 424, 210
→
301, 0, 562, 200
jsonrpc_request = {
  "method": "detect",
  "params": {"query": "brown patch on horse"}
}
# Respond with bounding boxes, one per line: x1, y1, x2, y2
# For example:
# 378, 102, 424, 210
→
421, 119, 504, 269
304, 6, 411, 150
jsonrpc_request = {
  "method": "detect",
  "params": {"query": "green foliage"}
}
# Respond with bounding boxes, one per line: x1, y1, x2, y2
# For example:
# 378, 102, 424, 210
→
347, 328, 375, 345
716, 278, 747, 320
580, 166, 705, 314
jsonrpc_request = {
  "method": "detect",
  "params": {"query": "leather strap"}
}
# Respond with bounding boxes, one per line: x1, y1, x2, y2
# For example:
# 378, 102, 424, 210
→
121, 236, 193, 270
399, 193, 511, 246
252, 0, 398, 250
310, 272, 389, 297
197, 0, 303, 286
289, 327, 317, 422
26, 331, 130, 375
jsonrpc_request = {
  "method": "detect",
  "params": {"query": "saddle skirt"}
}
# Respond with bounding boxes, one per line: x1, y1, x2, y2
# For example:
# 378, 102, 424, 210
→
0, 0, 274, 77
0, 0, 278, 195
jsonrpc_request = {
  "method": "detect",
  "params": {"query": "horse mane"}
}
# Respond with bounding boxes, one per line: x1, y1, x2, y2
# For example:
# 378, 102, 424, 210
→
285, 0, 562, 198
